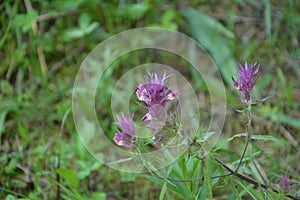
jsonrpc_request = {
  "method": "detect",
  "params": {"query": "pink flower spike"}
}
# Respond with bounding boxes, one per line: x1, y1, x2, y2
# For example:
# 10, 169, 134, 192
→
232, 62, 260, 105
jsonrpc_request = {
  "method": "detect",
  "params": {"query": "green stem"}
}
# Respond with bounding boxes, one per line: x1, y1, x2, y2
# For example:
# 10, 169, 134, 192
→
247, 104, 269, 199
234, 104, 252, 172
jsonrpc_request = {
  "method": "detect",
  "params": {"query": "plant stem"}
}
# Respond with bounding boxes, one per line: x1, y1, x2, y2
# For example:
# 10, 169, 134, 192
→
214, 158, 296, 200
251, 151, 269, 199
234, 104, 252, 172
234, 135, 249, 172
247, 104, 269, 199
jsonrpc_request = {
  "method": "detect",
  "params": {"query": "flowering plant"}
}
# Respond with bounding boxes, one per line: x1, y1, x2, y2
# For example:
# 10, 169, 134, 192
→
111, 66, 297, 200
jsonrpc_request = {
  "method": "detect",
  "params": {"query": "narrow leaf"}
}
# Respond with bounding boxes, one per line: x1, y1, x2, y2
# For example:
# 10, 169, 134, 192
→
182, 8, 237, 85
203, 155, 213, 199
159, 182, 167, 200
251, 134, 285, 148
227, 133, 247, 142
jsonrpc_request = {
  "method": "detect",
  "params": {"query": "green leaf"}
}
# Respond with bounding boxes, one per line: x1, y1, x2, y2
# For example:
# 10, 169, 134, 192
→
105, 157, 133, 165
52, 0, 85, 10
141, 174, 179, 196
227, 133, 247, 142
17, 123, 32, 144
273, 113, 300, 129
13, 11, 38, 32
119, 3, 150, 20
5, 195, 15, 200
263, 0, 272, 43
249, 162, 265, 185
226, 177, 242, 200
162, 10, 181, 30
189, 158, 202, 197
79, 13, 91, 30
186, 156, 195, 175
5, 158, 17, 174
1, 81, 14, 96
43, 173, 82, 199
85, 22, 99, 34
64, 28, 85, 40
159, 182, 167, 200
56, 168, 79, 190
203, 155, 213, 199
276, 68, 286, 85
76, 160, 102, 180
196, 185, 207, 200
121, 172, 137, 182
258, 106, 300, 129
237, 180, 263, 199
0, 111, 7, 136
197, 132, 216, 143
251, 134, 285, 148
90, 192, 106, 200
182, 8, 236, 85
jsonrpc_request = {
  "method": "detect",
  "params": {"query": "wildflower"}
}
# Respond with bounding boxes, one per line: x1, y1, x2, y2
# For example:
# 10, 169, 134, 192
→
136, 71, 176, 122
113, 113, 136, 148
232, 62, 260, 105
281, 175, 290, 192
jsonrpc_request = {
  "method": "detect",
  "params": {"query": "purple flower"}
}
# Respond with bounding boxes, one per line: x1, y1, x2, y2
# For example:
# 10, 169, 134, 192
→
232, 62, 260, 105
136, 71, 176, 122
113, 113, 136, 148
281, 175, 290, 192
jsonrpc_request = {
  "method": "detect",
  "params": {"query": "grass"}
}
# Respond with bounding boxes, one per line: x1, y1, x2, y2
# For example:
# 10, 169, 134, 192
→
1, 0, 299, 199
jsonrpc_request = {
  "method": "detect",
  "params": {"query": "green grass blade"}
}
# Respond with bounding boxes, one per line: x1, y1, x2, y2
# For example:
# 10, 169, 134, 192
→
159, 182, 167, 200
203, 155, 213, 199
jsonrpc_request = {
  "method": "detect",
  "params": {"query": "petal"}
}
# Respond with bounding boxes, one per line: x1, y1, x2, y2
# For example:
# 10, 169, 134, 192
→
113, 133, 123, 145
245, 61, 248, 70
136, 84, 146, 101
238, 63, 243, 70
142, 113, 152, 122
253, 64, 260, 75
153, 135, 157, 144
113, 132, 134, 148
232, 76, 239, 88
166, 92, 176, 100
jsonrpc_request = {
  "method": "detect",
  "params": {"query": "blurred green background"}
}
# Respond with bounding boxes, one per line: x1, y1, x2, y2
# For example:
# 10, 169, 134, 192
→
0, 0, 299, 199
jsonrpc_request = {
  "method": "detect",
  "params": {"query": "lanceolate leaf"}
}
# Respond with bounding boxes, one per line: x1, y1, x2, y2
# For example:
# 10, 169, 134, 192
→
159, 182, 167, 200
182, 8, 237, 85
203, 155, 213, 199
251, 134, 285, 148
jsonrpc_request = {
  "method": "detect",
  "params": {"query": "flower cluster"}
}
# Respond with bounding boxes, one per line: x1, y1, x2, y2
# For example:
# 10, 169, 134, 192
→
113, 113, 136, 148
232, 62, 260, 105
113, 71, 177, 147
281, 175, 290, 192
136, 71, 176, 121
